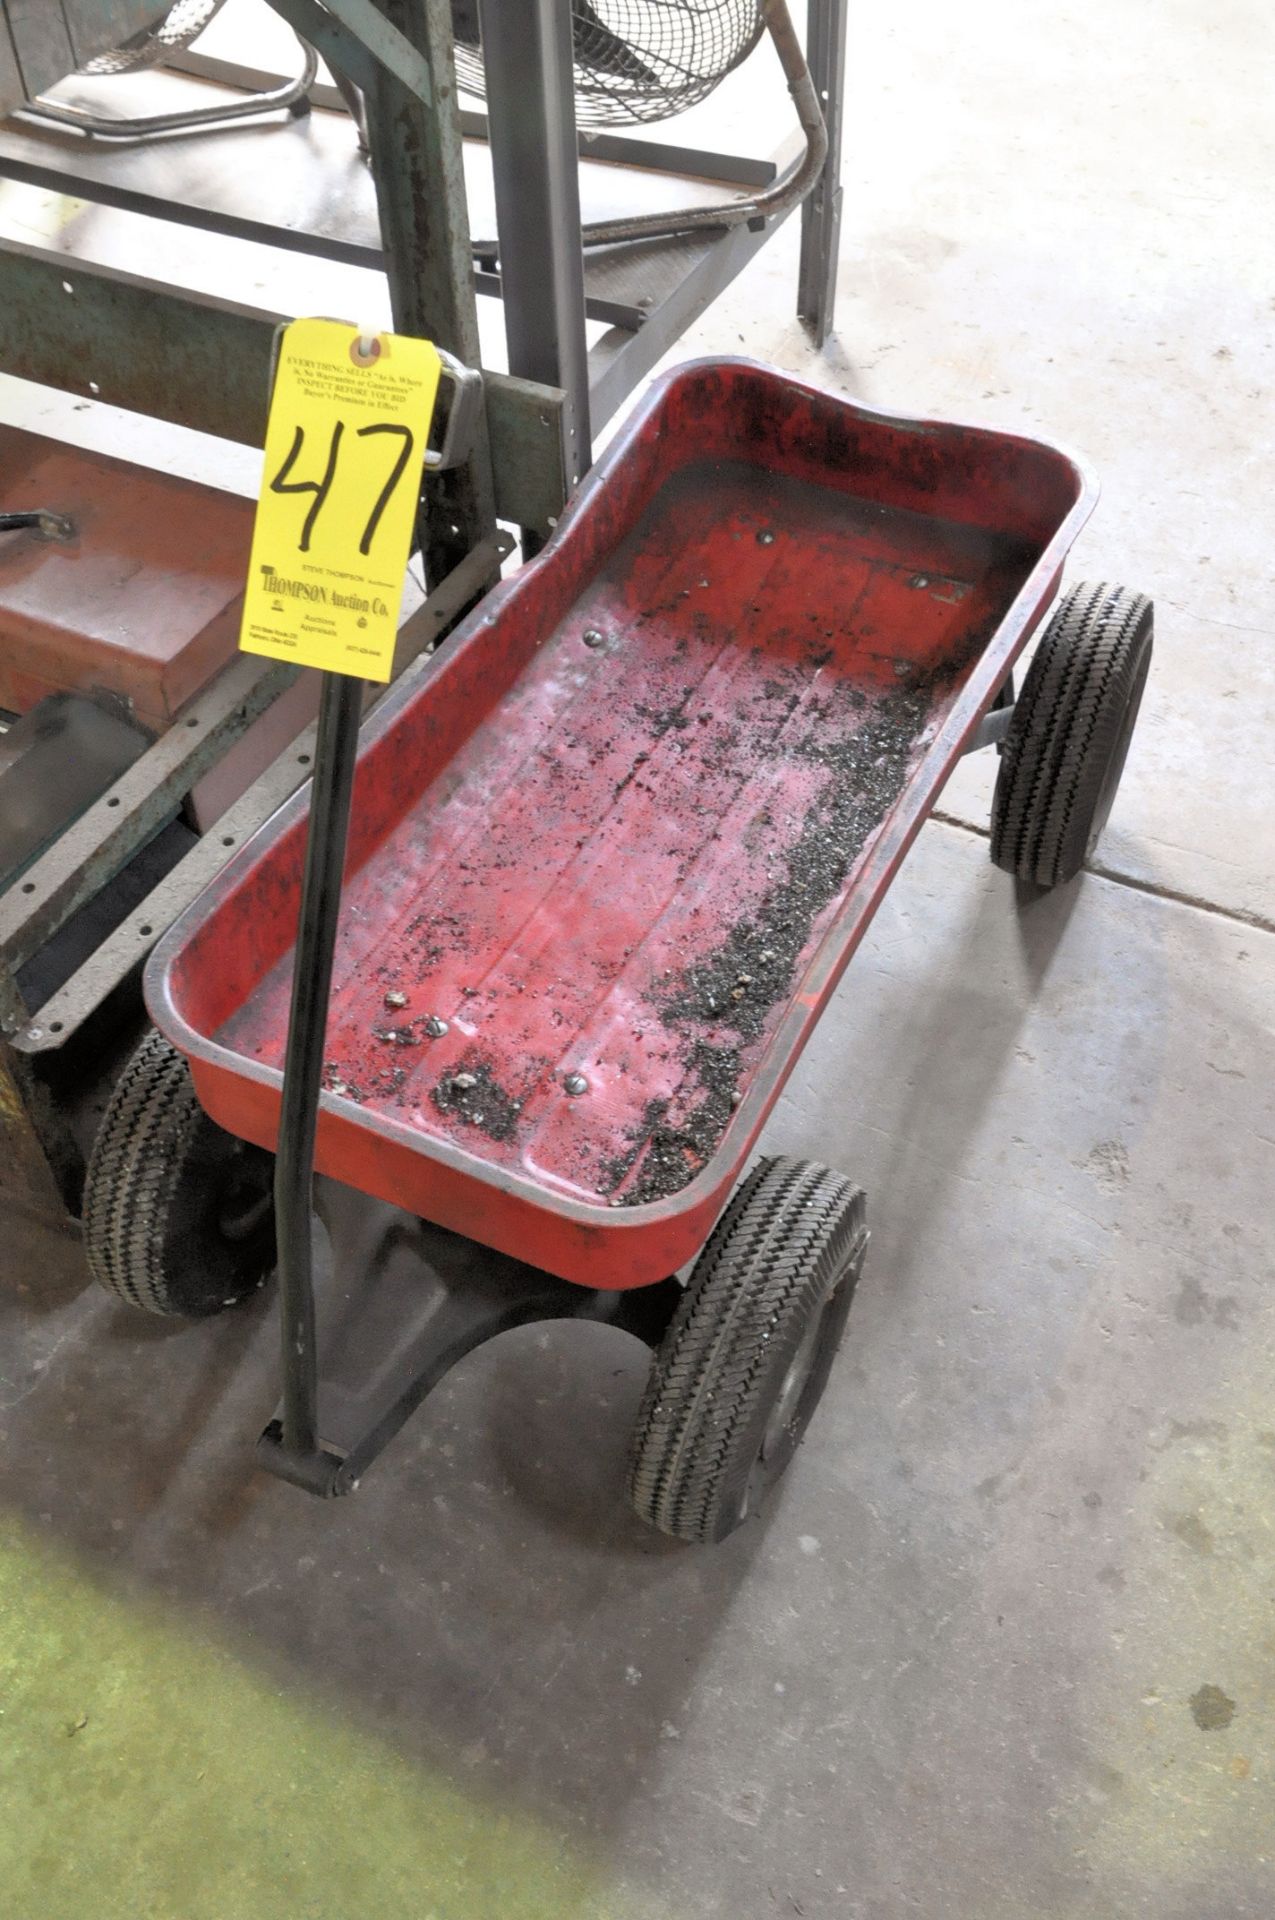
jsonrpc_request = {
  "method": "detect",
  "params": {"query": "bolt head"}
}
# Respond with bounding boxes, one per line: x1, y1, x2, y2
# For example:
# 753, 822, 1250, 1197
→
563, 1072, 589, 1096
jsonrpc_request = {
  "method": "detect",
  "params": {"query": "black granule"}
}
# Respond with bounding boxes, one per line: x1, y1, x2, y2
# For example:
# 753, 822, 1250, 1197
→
634, 699, 693, 738
605, 1042, 741, 1206
611, 676, 939, 1205
366, 1063, 409, 1102
430, 1055, 522, 1142
660, 681, 931, 1046
601, 1096, 670, 1197
372, 1025, 422, 1047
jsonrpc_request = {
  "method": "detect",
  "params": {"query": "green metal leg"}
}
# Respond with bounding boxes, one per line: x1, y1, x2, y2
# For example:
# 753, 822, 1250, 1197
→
361, 0, 496, 584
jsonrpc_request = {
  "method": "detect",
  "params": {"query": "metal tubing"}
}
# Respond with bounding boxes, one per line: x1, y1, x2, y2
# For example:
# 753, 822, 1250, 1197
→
571, 0, 828, 250
274, 670, 363, 1457
476, 0, 591, 493
0, 508, 73, 538
22, 37, 318, 137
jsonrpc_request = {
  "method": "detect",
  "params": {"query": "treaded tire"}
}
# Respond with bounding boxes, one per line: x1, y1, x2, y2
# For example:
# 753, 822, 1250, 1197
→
990, 581, 1153, 887
627, 1156, 868, 1544
84, 1028, 276, 1316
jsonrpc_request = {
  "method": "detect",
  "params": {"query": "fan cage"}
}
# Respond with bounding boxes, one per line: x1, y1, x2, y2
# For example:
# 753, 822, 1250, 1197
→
453, 0, 765, 129
83, 0, 228, 76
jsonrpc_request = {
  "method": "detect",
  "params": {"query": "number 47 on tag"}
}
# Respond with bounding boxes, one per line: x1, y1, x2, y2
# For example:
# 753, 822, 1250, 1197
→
239, 317, 442, 684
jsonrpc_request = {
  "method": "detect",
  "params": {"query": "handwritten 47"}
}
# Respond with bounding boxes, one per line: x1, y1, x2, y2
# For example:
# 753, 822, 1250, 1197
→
269, 420, 415, 557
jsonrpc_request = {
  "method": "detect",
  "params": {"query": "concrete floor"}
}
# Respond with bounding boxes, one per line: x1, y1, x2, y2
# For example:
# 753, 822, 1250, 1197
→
3, 2, 1275, 1915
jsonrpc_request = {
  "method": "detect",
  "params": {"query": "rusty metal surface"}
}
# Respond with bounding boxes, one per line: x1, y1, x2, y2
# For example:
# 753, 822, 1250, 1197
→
0, 950, 82, 1224
0, 425, 253, 727
148, 360, 1096, 1291
0, 692, 150, 888
0, 1038, 72, 1224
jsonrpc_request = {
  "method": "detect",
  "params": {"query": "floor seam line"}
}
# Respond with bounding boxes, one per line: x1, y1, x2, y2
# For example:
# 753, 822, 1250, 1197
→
929, 810, 1275, 937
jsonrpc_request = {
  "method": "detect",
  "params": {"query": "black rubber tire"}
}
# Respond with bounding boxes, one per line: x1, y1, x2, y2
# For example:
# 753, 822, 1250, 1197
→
84, 1028, 276, 1316
990, 581, 1153, 887
627, 1156, 868, 1544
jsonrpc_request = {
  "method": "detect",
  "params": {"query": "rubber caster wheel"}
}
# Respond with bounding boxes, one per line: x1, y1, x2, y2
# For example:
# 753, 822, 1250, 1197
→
84, 1027, 276, 1316
626, 1155, 868, 1543
991, 580, 1153, 887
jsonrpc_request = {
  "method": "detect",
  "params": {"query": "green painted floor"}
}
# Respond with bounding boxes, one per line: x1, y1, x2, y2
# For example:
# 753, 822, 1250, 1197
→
0, 1517, 655, 1920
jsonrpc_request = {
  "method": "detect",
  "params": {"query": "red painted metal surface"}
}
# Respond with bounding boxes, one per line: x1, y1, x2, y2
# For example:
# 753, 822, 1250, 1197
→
0, 428, 250, 728
148, 361, 1095, 1290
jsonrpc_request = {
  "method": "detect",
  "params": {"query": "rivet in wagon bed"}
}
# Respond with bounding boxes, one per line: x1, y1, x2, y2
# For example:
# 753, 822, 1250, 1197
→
756, 529, 776, 546
563, 1072, 589, 1096
424, 1015, 449, 1038
582, 628, 605, 649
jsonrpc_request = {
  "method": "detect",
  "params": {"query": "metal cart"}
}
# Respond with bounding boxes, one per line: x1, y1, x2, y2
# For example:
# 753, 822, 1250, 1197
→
90, 361, 1154, 1541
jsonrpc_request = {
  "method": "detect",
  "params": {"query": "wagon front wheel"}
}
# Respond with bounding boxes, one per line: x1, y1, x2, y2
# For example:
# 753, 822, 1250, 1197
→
991, 580, 1153, 887
84, 1028, 276, 1316
627, 1156, 868, 1544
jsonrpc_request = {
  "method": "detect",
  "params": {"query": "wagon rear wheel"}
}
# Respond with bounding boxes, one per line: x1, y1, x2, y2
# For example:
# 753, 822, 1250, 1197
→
84, 1027, 276, 1316
627, 1156, 867, 1544
991, 580, 1153, 887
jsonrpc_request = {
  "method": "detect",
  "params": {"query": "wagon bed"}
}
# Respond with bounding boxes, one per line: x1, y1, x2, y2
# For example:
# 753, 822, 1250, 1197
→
149, 360, 1093, 1290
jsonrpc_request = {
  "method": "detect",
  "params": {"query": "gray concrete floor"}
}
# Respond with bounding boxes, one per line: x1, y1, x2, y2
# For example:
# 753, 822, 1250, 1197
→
3, 1, 1275, 1915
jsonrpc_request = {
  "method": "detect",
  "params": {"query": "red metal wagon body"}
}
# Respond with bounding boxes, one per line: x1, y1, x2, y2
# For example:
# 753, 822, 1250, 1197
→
148, 359, 1094, 1291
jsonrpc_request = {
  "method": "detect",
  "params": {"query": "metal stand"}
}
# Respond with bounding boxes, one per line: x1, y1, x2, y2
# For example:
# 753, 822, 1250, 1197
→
477, 0, 591, 498
0, 0, 847, 478
798, 0, 849, 347
259, 1186, 683, 1496
360, 0, 495, 586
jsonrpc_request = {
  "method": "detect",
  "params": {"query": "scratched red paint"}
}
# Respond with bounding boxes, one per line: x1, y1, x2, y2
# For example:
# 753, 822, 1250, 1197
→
148, 360, 1094, 1289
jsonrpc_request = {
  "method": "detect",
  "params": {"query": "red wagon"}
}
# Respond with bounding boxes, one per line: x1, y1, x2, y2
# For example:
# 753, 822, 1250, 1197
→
85, 361, 1152, 1540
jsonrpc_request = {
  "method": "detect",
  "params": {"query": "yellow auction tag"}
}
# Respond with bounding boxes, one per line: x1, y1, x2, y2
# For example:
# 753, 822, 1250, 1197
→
239, 317, 441, 683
